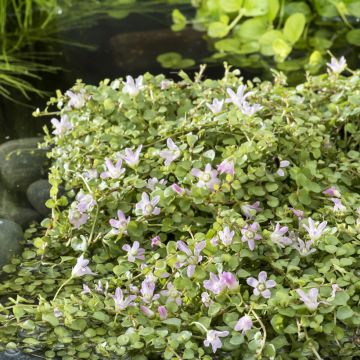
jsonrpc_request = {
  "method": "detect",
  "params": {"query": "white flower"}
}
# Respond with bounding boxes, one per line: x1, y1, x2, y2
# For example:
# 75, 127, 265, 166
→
206, 98, 224, 114
303, 218, 327, 241
327, 56, 347, 74
65, 89, 86, 109
71, 255, 96, 278
51, 114, 73, 137
159, 138, 181, 166
234, 315, 252, 334
204, 330, 229, 353
135, 192, 161, 216
123, 75, 144, 96
218, 226, 235, 246
122, 145, 143, 167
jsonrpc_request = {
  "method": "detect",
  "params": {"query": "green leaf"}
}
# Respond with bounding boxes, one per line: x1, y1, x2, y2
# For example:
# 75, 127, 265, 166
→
336, 306, 354, 320
272, 38, 292, 62
171, 9, 186, 32
332, 291, 350, 306
230, 333, 244, 345
208, 22, 229, 38
42, 313, 59, 327
235, 17, 268, 41
271, 314, 284, 333
283, 13, 306, 44
163, 318, 182, 328
268, 0, 280, 21
92, 311, 110, 323
346, 29, 360, 46
243, 0, 269, 16
208, 303, 222, 316
68, 319, 87, 331
220, 0, 243, 13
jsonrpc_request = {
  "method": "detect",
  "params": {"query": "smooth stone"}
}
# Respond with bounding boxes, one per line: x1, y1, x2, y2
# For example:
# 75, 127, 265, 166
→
0, 183, 41, 229
0, 219, 23, 267
26, 179, 51, 217
0, 138, 48, 192
0, 350, 39, 359
7, 207, 41, 229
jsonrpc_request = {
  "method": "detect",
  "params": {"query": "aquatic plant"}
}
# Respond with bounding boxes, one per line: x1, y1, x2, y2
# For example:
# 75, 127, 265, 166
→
0, 62, 360, 359
162, 0, 360, 77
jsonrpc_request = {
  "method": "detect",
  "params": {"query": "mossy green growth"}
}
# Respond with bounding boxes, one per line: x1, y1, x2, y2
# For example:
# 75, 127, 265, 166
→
0, 64, 360, 359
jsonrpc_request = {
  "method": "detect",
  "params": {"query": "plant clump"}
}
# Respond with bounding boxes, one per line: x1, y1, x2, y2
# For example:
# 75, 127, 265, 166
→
0, 61, 360, 359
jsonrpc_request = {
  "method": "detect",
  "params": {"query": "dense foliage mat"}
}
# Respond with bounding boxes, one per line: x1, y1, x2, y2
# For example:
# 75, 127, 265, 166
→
0, 63, 360, 359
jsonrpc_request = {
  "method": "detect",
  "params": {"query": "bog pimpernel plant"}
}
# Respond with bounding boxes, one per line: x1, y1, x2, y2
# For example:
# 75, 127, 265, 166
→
0, 59, 360, 359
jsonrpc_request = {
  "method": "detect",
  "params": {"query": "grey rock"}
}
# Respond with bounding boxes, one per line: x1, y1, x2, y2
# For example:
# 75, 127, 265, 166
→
0, 349, 39, 359
26, 179, 51, 217
8, 207, 41, 228
0, 138, 48, 192
0, 219, 23, 268
0, 183, 41, 228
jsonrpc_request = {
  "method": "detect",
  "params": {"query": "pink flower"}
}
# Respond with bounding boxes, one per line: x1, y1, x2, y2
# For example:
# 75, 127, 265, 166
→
71, 255, 96, 278
234, 315, 252, 334
246, 271, 276, 299
204, 330, 229, 353
292, 237, 316, 257
296, 288, 327, 311
83, 169, 98, 180
221, 272, 239, 291
171, 183, 185, 195
203, 271, 238, 295
323, 187, 341, 198
217, 159, 234, 176
330, 198, 346, 212
81, 284, 91, 295
206, 98, 224, 114
100, 158, 125, 179
146, 177, 167, 191
201, 292, 213, 307
290, 207, 304, 219
140, 305, 154, 317
109, 210, 130, 234
151, 235, 161, 248
122, 145, 143, 167
122, 241, 145, 262
113, 287, 136, 311
68, 209, 89, 229
241, 201, 262, 219
76, 191, 96, 213
158, 306, 168, 320
51, 114, 73, 137
203, 272, 225, 295
140, 278, 160, 303
135, 192, 161, 216
191, 164, 220, 191
218, 226, 235, 246
303, 218, 327, 241
159, 138, 181, 166
270, 223, 292, 248
241, 222, 262, 251
176, 240, 205, 277
160, 282, 182, 306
